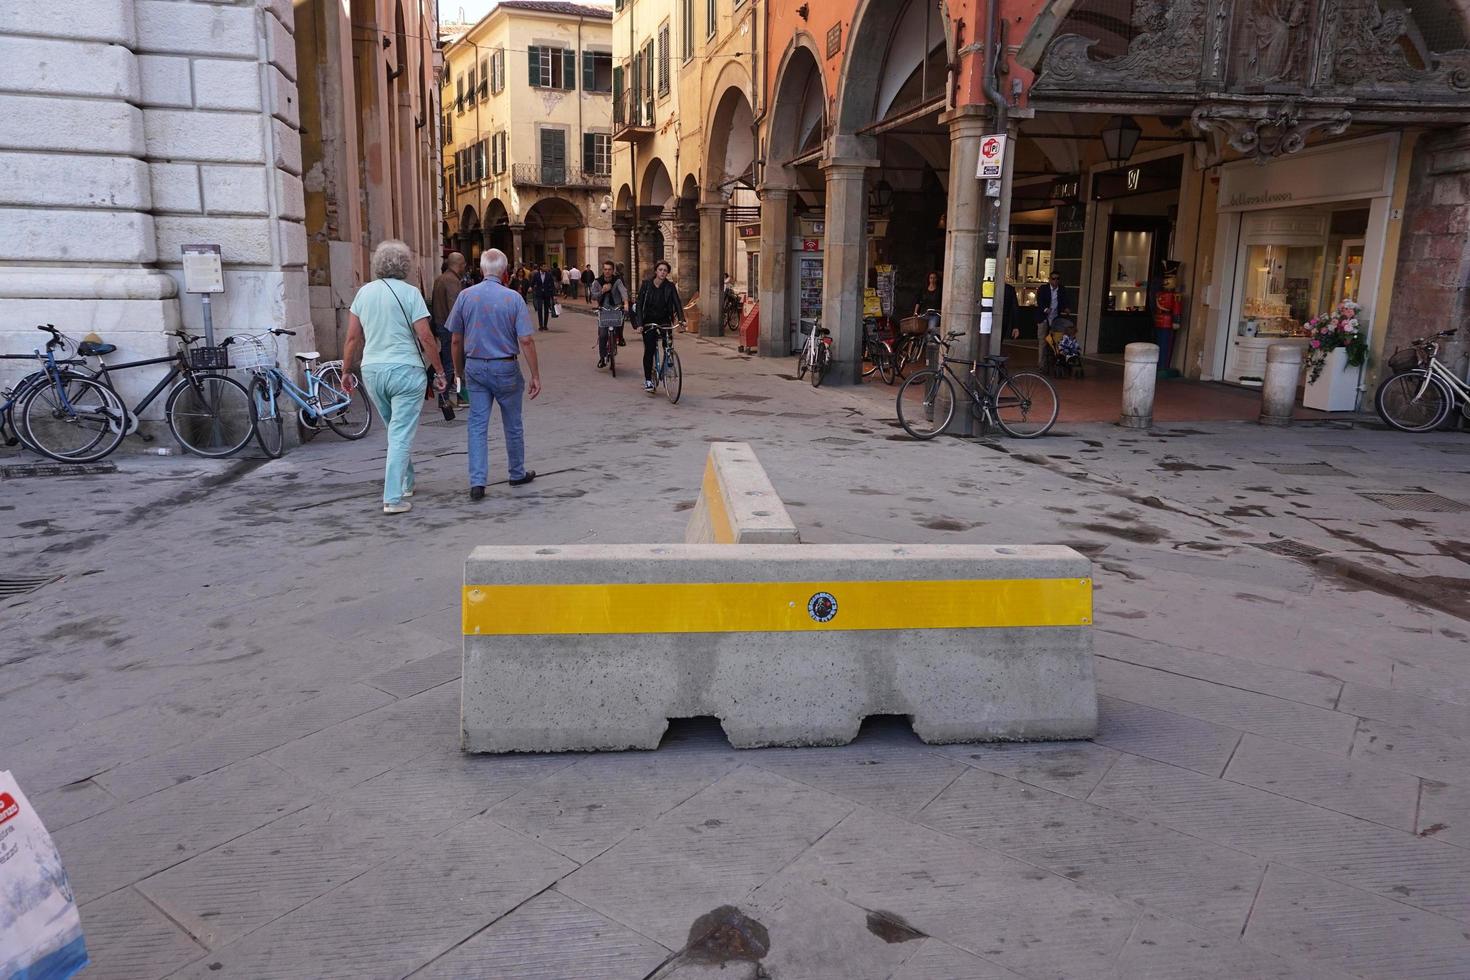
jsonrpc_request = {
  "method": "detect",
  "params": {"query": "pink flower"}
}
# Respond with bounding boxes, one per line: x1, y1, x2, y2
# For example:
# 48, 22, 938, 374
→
1310, 339, 1322, 349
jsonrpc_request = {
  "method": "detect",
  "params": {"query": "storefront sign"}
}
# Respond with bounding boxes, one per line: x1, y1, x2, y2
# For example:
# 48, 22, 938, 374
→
798, 218, 825, 238
1093, 156, 1181, 201
1218, 134, 1397, 212
802, 239, 820, 251
978, 134, 1007, 180
738, 223, 761, 239
1050, 175, 1080, 204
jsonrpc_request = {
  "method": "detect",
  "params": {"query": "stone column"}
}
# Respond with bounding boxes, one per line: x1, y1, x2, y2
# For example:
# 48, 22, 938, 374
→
0, 0, 180, 399
757, 186, 792, 357
613, 216, 632, 274
1121, 342, 1159, 429
675, 220, 700, 306
509, 224, 525, 268
1259, 344, 1302, 426
820, 154, 877, 385
697, 202, 726, 337
939, 107, 991, 430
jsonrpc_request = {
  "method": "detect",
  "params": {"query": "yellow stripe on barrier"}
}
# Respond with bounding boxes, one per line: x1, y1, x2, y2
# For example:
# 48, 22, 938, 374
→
702, 458, 735, 543
463, 578, 1092, 635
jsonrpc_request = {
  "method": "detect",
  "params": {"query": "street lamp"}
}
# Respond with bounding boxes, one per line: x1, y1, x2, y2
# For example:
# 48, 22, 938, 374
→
869, 178, 894, 212
1100, 115, 1142, 167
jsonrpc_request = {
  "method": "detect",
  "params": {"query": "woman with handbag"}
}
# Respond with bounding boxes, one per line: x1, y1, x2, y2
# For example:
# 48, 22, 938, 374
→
341, 239, 447, 515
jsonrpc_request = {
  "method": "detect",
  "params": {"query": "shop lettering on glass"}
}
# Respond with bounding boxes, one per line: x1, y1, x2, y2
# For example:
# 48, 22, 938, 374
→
1050, 175, 1080, 204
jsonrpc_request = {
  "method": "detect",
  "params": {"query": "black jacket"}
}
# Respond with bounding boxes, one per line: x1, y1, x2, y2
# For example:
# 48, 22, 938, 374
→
635, 278, 683, 327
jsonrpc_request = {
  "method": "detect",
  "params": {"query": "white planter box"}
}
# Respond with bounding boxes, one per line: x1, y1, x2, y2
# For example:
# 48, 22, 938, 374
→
1303, 347, 1361, 412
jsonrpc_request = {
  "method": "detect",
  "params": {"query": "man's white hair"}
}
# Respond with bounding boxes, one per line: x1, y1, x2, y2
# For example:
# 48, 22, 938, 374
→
481, 248, 508, 280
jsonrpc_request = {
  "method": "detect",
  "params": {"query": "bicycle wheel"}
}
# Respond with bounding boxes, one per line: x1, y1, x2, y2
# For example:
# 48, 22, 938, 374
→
811, 344, 829, 388
896, 370, 957, 440
662, 348, 682, 404
878, 348, 897, 386
166, 373, 253, 457
796, 343, 809, 380
19, 374, 125, 462
317, 365, 374, 440
608, 339, 617, 378
249, 375, 284, 459
1375, 371, 1451, 432
862, 342, 879, 378
994, 372, 1059, 438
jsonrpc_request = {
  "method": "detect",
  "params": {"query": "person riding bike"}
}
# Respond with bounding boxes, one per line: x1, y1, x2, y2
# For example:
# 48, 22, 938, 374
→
588, 260, 629, 369
633, 260, 686, 392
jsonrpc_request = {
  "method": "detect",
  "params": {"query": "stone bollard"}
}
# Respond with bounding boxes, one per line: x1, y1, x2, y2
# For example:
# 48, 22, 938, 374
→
1259, 343, 1303, 426
1120, 343, 1160, 429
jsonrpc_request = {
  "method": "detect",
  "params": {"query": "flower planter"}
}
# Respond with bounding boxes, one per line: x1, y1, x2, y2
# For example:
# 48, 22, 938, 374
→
1302, 346, 1361, 412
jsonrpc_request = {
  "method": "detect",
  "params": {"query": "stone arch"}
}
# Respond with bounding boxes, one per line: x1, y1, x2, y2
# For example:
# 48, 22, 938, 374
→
767, 37, 827, 178
524, 195, 585, 268
703, 65, 756, 201
458, 204, 481, 261
638, 157, 676, 215
615, 183, 634, 212
484, 198, 513, 258
835, 0, 951, 136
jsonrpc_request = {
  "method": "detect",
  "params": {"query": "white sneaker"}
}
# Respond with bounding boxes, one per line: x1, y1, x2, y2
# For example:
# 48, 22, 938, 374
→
644, 380, 655, 392
403, 489, 414, 498
383, 501, 412, 514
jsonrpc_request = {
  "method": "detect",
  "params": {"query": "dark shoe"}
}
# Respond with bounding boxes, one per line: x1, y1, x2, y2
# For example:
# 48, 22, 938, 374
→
597, 357, 606, 368
469, 485, 485, 501
617, 338, 626, 346
509, 471, 536, 487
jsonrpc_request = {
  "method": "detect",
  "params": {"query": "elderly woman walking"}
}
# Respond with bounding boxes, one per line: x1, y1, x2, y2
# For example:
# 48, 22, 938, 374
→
341, 240, 446, 514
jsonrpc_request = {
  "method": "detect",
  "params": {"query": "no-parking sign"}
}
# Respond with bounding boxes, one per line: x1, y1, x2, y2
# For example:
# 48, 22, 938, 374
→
977, 134, 1006, 180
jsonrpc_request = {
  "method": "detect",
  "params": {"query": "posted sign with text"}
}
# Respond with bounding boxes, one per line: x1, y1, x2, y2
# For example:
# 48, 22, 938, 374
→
977, 134, 1006, 180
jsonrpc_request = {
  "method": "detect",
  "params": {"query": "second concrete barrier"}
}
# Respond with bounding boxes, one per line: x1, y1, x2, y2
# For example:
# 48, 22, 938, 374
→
684, 442, 800, 544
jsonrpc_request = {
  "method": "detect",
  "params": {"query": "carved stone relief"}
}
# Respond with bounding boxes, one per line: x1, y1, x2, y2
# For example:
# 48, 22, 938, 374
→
1191, 99, 1353, 163
1036, 0, 1209, 93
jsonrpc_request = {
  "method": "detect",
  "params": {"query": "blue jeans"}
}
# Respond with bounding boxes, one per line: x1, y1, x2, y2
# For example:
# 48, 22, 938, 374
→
360, 362, 424, 505
466, 358, 526, 487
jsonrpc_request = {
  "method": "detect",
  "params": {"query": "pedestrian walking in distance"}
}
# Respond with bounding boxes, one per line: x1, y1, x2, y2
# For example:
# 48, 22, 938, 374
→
530, 263, 556, 331
341, 239, 446, 515
431, 252, 466, 403
448, 248, 542, 501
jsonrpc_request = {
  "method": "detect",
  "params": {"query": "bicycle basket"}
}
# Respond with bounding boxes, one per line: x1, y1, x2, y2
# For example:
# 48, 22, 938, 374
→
232, 334, 276, 371
190, 345, 230, 370
1387, 347, 1421, 375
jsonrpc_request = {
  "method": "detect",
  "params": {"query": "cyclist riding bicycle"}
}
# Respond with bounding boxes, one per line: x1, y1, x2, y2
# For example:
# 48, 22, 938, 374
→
588, 260, 629, 369
633, 260, 686, 392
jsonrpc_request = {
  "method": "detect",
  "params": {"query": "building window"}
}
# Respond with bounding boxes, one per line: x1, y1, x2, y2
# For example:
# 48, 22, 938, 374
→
584, 133, 611, 175
491, 130, 508, 175
442, 113, 453, 145
491, 47, 506, 93
479, 58, 489, 99
657, 22, 670, 95
467, 65, 477, 102
540, 128, 567, 183
455, 74, 465, 113
682, 0, 694, 61
475, 140, 487, 183
528, 45, 576, 90
707, 0, 716, 39
582, 50, 613, 93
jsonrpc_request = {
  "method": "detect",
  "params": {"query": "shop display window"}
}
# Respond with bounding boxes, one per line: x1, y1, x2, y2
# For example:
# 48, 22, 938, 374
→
1006, 240, 1053, 307
1237, 244, 1322, 339
1108, 228, 1152, 313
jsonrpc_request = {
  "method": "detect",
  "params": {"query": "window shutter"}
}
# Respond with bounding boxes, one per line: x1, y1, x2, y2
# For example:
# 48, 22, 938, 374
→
582, 52, 594, 92
563, 49, 576, 90
528, 46, 540, 86
583, 133, 594, 172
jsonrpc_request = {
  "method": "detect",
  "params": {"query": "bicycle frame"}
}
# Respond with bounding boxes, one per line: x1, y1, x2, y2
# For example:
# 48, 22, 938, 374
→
87, 353, 192, 426
259, 364, 351, 417
1423, 358, 1470, 404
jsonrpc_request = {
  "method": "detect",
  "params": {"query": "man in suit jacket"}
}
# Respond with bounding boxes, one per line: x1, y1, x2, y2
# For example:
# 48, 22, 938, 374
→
529, 263, 557, 331
1033, 273, 1069, 366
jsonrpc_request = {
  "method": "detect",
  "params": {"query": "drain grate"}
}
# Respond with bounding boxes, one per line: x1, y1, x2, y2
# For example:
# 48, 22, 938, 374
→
1264, 462, 1353, 476
814, 436, 862, 445
1, 462, 118, 479
1359, 491, 1470, 513
0, 573, 61, 597
729, 409, 773, 417
778, 412, 820, 419
1255, 539, 1328, 560
1306, 444, 1364, 454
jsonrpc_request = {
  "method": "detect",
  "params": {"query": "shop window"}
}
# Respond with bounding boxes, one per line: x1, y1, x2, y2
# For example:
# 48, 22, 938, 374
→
529, 45, 576, 90
583, 50, 613, 93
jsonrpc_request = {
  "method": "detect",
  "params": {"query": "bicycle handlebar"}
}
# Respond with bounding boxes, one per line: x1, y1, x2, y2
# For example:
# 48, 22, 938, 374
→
270, 328, 297, 336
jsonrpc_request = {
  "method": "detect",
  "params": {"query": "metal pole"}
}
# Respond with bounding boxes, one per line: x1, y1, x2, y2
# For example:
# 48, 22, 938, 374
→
201, 293, 216, 346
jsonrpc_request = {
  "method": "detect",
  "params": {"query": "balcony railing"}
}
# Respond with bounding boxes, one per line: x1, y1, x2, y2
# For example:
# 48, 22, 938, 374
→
511, 164, 611, 189
612, 89, 655, 139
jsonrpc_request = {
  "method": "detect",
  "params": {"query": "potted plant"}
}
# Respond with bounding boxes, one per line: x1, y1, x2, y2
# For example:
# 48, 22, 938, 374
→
1302, 300, 1368, 412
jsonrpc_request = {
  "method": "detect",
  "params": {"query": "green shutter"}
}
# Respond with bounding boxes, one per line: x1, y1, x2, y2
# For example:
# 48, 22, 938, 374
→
582, 51, 593, 92
528, 46, 540, 86
563, 50, 576, 90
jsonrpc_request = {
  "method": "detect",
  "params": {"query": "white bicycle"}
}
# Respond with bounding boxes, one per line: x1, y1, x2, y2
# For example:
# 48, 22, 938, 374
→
1375, 329, 1468, 432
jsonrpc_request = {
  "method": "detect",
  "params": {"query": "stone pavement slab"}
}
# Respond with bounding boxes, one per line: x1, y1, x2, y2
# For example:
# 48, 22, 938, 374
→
407, 890, 669, 979
1223, 732, 1421, 831
928, 737, 1122, 799
1417, 778, 1470, 847
167, 814, 575, 979
76, 887, 206, 980
1093, 695, 1242, 775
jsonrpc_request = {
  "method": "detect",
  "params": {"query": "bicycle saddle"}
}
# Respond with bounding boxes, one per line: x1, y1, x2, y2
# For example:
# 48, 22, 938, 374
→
293, 351, 321, 362
78, 341, 117, 356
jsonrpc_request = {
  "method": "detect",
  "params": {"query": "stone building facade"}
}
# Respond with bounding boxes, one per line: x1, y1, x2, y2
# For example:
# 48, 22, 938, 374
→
441, 1, 615, 273
0, 0, 440, 413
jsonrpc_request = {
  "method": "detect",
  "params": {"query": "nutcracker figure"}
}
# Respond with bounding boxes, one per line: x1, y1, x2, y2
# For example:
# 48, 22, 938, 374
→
1154, 260, 1183, 375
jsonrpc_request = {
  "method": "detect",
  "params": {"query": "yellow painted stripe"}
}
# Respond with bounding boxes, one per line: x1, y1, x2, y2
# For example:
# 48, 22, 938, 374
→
702, 457, 736, 543
463, 578, 1091, 635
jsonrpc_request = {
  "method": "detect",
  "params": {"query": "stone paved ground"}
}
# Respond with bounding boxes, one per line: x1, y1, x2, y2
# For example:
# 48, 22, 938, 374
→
3, 308, 1469, 979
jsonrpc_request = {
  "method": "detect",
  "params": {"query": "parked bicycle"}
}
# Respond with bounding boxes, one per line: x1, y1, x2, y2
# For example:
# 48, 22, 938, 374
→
18, 326, 252, 462
895, 310, 940, 378
1, 326, 91, 453
640, 323, 682, 403
895, 328, 1059, 439
1375, 328, 1467, 431
861, 317, 898, 385
238, 329, 372, 458
795, 317, 831, 387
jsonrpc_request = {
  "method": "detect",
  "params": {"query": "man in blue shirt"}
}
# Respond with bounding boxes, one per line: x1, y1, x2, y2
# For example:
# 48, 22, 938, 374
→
447, 248, 542, 501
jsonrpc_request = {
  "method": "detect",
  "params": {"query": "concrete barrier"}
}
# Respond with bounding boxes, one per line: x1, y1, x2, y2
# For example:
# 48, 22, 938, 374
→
1259, 343, 1303, 426
461, 543, 1096, 753
684, 442, 800, 544
1120, 342, 1159, 429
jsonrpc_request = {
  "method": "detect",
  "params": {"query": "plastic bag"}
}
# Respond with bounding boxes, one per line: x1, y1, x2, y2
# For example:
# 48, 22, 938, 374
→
552, 302, 562, 318
0, 772, 88, 980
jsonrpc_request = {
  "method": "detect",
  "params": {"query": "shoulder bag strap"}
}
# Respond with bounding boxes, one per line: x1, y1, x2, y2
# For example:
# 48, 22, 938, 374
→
383, 280, 429, 373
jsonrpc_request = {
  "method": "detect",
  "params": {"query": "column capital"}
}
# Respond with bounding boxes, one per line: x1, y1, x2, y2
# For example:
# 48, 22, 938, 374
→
758, 184, 793, 200
696, 202, 726, 216
939, 104, 995, 130
819, 157, 880, 175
